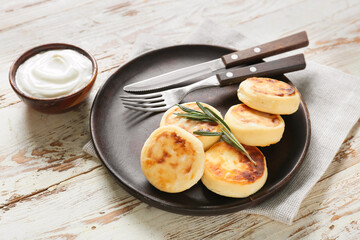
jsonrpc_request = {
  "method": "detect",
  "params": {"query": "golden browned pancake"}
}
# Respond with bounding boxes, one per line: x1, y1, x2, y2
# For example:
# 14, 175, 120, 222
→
160, 102, 222, 150
238, 77, 300, 114
225, 104, 285, 146
201, 141, 267, 198
141, 125, 205, 193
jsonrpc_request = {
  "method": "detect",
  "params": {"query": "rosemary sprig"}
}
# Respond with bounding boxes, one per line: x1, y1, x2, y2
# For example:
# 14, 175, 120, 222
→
174, 102, 256, 165
192, 131, 223, 136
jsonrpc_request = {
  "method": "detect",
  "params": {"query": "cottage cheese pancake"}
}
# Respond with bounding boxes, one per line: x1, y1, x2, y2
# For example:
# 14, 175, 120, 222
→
238, 77, 300, 114
202, 142, 267, 198
141, 126, 205, 193
225, 104, 285, 146
160, 102, 222, 150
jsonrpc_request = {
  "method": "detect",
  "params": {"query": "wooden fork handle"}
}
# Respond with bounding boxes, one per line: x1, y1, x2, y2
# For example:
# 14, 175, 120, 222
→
216, 54, 306, 86
221, 31, 308, 68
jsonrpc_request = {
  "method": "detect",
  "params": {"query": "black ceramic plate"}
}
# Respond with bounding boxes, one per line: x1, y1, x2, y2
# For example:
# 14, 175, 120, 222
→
90, 44, 311, 215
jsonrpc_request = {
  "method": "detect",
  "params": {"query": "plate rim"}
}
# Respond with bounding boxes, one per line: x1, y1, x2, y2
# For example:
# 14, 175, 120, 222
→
90, 44, 311, 215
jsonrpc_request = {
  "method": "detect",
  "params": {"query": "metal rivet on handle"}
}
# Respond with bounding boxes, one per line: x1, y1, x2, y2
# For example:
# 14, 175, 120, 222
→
231, 54, 238, 60
250, 67, 257, 72
226, 72, 234, 78
254, 47, 261, 53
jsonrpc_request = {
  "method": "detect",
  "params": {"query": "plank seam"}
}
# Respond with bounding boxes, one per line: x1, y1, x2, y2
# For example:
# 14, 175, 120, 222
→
0, 164, 102, 209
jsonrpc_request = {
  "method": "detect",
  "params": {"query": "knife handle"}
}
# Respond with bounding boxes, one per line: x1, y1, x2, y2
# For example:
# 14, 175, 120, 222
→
216, 54, 306, 86
221, 31, 308, 68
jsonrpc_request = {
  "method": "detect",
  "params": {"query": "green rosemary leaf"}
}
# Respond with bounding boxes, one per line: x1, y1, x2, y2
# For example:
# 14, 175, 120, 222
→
193, 131, 223, 136
176, 104, 203, 115
204, 106, 231, 131
195, 102, 217, 122
221, 128, 256, 165
221, 128, 243, 150
174, 113, 213, 121
186, 117, 215, 122
221, 135, 237, 149
220, 135, 249, 160
221, 129, 243, 151
174, 113, 207, 119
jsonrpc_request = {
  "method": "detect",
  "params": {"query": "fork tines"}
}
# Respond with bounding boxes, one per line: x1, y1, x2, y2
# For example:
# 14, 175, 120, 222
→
120, 93, 168, 112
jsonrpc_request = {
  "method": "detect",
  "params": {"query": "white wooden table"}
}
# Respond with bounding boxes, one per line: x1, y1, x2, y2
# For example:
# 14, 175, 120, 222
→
1, 0, 359, 239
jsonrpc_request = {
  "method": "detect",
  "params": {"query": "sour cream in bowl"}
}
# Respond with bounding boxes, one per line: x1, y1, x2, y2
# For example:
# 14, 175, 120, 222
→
9, 43, 98, 113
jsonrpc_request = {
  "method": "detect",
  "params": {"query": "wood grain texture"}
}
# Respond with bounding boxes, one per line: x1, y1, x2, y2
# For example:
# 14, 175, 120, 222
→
0, 0, 359, 239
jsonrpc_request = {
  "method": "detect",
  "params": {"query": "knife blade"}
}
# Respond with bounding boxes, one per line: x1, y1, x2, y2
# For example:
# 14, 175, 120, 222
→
124, 31, 308, 92
123, 58, 225, 92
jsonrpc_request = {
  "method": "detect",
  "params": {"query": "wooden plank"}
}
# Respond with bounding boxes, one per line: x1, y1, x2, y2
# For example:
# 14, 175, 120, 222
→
0, 135, 358, 239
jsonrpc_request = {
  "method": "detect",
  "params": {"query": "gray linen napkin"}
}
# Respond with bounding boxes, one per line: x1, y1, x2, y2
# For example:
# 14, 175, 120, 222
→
83, 20, 360, 224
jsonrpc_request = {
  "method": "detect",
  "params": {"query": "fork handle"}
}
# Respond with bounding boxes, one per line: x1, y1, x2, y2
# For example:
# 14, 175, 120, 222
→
221, 31, 308, 68
216, 54, 306, 86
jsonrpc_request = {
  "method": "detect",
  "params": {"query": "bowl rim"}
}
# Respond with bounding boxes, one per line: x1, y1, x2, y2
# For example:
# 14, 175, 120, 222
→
9, 43, 98, 101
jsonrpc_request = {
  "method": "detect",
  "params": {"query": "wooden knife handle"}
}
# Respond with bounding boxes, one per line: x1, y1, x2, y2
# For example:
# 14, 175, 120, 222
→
221, 31, 308, 68
217, 54, 306, 86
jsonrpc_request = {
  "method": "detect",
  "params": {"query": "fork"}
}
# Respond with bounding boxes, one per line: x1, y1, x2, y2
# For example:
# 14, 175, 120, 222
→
120, 75, 220, 112
120, 54, 306, 112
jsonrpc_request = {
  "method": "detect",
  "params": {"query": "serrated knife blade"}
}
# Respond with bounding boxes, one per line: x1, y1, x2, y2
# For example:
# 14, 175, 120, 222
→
123, 58, 225, 92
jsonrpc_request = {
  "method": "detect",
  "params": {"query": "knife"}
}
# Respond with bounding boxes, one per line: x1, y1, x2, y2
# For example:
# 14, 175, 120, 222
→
123, 31, 308, 92
121, 54, 306, 112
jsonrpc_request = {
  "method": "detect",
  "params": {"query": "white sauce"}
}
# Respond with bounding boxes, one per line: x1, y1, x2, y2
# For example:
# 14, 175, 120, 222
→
16, 49, 93, 98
